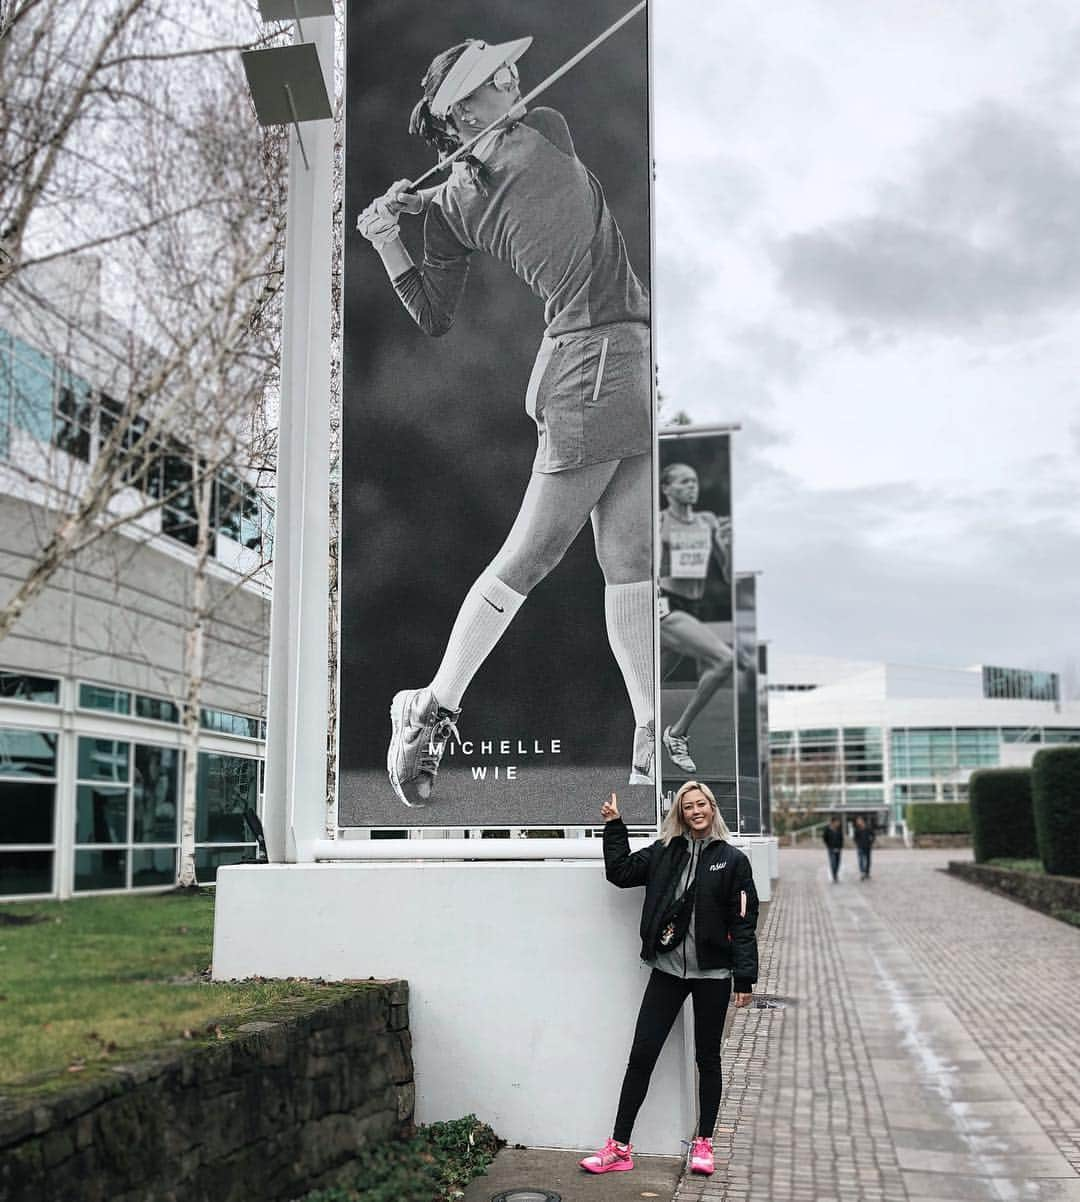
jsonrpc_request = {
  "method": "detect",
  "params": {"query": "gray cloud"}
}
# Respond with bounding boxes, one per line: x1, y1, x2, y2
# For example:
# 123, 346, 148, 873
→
737, 466, 1080, 681
773, 103, 1080, 330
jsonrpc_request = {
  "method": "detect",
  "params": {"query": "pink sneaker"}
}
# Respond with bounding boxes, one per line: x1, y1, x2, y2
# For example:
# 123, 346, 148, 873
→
690, 1136, 715, 1175
579, 1138, 634, 1174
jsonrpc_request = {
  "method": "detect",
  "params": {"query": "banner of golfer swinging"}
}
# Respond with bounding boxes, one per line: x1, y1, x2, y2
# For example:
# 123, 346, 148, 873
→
338, 1, 738, 829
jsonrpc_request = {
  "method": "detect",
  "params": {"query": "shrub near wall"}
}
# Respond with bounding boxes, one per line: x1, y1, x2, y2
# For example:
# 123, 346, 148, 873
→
969, 768, 1037, 863
906, 802, 971, 836
1032, 745, 1080, 876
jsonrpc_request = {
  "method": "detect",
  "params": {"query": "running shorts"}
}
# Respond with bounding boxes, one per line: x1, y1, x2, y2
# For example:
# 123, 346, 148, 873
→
525, 320, 651, 473
659, 589, 705, 621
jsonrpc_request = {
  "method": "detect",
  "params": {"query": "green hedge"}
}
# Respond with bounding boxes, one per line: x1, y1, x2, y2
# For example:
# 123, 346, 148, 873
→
1032, 746, 1080, 876
906, 802, 971, 835
969, 768, 1036, 863
299, 1115, 501, 1202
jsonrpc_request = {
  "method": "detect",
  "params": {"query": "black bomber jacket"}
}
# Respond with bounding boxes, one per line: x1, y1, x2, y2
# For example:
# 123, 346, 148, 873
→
603, 817, 759, 993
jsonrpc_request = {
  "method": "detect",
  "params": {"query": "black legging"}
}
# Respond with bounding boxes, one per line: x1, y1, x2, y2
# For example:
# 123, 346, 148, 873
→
613, 969, 732, 1143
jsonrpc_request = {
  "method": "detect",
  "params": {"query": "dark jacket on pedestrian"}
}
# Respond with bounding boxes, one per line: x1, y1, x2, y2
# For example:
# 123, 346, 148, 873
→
603, 817, 759, 993
854, 825, 875, 852
822, 824, 844, 851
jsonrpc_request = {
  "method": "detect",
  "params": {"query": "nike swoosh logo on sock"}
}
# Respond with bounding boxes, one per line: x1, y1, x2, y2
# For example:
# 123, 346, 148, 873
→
483, 597, 504, 613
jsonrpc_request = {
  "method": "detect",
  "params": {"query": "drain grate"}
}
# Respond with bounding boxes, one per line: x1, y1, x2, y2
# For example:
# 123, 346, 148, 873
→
753, 995, 796, 1010
491, 1192, 561, 1202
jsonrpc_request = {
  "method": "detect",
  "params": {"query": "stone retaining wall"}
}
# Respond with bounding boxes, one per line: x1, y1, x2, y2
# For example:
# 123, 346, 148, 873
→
947, 862, 1080, 923
0, 982, 412, 1202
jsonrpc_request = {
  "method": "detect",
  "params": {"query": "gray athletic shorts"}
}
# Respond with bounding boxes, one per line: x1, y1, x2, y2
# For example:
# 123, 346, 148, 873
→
525, 320, 651, 474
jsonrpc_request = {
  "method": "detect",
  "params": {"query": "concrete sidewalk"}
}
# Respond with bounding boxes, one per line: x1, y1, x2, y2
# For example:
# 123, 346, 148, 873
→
466, 847, 1080, 1202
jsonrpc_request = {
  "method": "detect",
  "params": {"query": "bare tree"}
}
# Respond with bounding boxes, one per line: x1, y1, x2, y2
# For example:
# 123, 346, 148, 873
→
1, 0, 289, 885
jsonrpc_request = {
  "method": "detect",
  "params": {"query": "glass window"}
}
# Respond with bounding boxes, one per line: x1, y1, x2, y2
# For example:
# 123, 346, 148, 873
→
798, 728, 839, 761
74, 849, 127, 892
79, 683, 131, 715
161, 447, 198, 547
10, 335, 54, 443
1002, 727, 1041, 744
842, 727, 883, 783
76, 785, 128, 844
73, 738, 179, 892
100, 397, 163, 497
214, 472, 243, 542
132, 848, 176, 887
53, 376, 94, 461
200, 708, 262, 739
0, 671, 60, 704
845, 787, 884, 805
0, 329, 11, 458
77, 738, 130, 783
132, 745, 178, 843
0, 728, 57, 777
1045, 729, 1080, 744
0, 850, 53, 895
134, 695, 180, 724
0, 780, 55, 843
196, 752, 258, 843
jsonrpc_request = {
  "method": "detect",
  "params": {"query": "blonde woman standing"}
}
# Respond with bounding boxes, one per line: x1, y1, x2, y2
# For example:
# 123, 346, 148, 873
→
580, 781, 759, 1177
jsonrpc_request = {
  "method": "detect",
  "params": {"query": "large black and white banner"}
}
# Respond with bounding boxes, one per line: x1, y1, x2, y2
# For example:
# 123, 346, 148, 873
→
735, 572, 761, 833
657, 427, 738, 829
339, 2, 656, 827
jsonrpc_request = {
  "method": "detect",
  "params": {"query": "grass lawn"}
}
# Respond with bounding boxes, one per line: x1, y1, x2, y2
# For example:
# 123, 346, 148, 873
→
0, 891, 361, 1094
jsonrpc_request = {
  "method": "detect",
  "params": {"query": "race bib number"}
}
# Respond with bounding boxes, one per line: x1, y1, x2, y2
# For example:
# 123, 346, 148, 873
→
669, 528, 710, 579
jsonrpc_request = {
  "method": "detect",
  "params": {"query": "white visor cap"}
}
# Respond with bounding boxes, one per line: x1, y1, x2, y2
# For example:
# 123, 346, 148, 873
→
429, 36, 532, 119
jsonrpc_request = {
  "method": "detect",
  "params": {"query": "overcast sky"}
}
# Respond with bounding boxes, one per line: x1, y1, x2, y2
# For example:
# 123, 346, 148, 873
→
652, 0, 1080, 694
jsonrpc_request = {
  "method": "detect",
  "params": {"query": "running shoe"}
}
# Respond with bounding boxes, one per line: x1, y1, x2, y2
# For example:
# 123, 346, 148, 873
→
579, 1138, 634, 1174
689, 1136, 715, 1175
629, 720, 654, 785
662, 725, 697, 773
387, 688, 461, 807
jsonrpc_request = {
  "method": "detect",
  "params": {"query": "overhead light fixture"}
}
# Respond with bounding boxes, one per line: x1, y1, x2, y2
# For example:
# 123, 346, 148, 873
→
241, 42, 332, 169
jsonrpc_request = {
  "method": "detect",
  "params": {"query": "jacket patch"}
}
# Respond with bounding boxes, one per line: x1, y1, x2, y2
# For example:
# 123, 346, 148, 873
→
739, 890, 747, 918
709, 861, 728, 872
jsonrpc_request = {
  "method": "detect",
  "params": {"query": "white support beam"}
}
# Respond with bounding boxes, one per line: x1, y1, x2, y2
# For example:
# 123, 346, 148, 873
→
263, 15, 334, 863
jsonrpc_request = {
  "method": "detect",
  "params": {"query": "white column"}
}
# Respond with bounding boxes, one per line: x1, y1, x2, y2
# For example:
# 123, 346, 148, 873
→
263, 16, 334, 863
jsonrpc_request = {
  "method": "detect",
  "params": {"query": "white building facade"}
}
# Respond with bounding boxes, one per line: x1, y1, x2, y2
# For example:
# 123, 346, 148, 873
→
1, 272, 270, 901
768, 652, 1080, 832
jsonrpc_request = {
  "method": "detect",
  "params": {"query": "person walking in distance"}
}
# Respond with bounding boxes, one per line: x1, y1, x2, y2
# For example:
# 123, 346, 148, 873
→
579, 782, 758, 1177
854, 815, 875, 880
357, 35, 654, 806
822, 815, 843, 883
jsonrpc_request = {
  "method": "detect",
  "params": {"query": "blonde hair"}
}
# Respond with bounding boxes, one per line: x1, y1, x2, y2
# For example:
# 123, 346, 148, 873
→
660, 780, 732, 845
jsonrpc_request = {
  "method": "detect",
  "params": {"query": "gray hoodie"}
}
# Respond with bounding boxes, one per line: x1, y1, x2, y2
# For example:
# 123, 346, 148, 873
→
645, 833, 733, 981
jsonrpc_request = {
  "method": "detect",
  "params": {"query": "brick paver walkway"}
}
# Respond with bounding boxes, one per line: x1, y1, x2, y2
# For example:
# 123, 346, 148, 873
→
676, 848, 1080, 1202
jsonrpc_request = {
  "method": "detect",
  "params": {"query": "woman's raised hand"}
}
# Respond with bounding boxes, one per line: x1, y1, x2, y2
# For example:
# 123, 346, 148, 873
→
378, 179, 424, 217
600, 792, 620, 822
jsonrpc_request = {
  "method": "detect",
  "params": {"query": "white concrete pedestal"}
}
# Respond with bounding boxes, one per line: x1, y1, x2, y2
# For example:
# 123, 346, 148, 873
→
213, 860, 695, 1153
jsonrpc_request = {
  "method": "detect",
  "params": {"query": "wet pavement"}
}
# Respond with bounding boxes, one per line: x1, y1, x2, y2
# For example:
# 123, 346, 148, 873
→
465, 847, 1080, 1202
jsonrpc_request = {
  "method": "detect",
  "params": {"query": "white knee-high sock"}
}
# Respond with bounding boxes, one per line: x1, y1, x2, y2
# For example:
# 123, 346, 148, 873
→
604, 579, 655, 727
429, 573, 526, 710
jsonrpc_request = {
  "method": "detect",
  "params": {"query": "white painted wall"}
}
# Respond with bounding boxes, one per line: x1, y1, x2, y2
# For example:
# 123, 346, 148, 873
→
214, 860, 702, 1153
